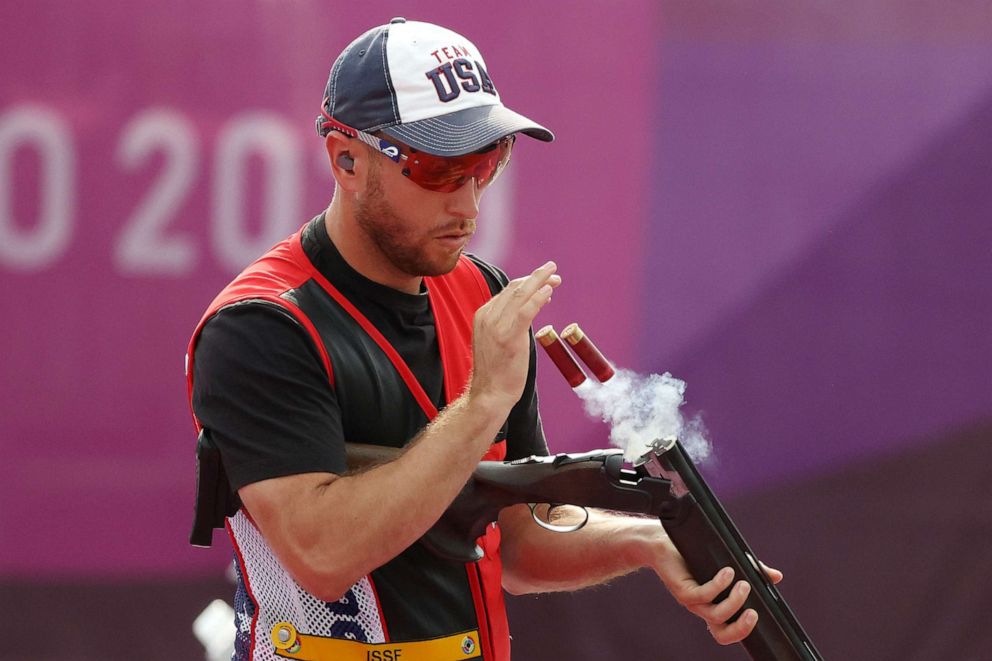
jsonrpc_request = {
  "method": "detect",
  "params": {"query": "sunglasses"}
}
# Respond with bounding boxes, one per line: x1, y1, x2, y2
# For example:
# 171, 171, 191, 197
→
318, 108, 514, 193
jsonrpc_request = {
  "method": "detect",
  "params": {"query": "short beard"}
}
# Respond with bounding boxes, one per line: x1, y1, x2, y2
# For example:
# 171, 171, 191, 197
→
354, 166, 465, 278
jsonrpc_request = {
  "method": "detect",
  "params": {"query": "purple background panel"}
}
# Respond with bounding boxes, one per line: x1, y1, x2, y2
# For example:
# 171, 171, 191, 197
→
635, 36, 992, 493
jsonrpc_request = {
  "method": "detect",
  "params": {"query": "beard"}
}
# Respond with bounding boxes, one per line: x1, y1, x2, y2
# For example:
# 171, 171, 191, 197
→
354, 168, 472, 277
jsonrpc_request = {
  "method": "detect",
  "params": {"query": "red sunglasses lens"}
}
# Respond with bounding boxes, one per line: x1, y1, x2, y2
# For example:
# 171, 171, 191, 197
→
403, 138, 513, 192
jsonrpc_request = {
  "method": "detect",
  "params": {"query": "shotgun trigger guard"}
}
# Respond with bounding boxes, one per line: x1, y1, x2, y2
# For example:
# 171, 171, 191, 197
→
527, 502, 589, 533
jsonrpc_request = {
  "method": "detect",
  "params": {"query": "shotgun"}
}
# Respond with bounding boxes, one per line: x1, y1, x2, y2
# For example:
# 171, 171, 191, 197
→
345, 437, 824, 661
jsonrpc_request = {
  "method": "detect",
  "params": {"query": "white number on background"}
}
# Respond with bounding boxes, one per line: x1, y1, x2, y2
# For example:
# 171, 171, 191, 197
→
114, 109, 199, 275
212, 113, 301, 272
0, 105, 75, 270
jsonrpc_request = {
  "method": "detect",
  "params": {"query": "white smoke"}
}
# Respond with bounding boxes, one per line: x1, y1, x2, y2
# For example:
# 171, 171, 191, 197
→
573, 369, 713, 464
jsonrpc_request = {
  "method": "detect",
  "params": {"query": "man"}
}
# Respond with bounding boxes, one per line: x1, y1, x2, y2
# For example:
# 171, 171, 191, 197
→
187, 18, 780, 660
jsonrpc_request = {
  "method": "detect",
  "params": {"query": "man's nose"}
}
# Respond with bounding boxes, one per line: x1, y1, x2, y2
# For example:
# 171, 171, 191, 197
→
445, 178, 482, 219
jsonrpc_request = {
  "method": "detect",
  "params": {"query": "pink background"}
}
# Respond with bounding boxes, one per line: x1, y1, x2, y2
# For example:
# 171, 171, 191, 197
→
0, 2, 658, 576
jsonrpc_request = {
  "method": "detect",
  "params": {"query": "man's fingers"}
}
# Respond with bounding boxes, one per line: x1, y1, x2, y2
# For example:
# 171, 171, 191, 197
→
489, 263, 560, 328
760, 562, 784, 584
517, 282, 557, 321
695, 580, 750, 624
708, 609, 759, 645
468, 260, 561, 403
677, 566, 734, 606
686, 578, 748, 623
503, 262, 559, 307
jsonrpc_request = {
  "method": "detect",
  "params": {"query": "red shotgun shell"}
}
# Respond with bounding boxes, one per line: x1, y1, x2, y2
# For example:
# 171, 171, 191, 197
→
536, 325, 588, 388
561, 323, 615, 383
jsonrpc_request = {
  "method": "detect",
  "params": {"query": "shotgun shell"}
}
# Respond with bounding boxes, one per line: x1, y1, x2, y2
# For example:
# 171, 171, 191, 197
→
561, 323, 615, 382
535, 325, 588, 388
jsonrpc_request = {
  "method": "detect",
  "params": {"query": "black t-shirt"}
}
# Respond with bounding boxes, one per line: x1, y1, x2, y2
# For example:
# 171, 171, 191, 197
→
192, 216, 548, 491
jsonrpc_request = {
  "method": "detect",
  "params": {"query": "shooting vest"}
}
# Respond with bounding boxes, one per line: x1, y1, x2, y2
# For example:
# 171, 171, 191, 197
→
186, 224, 509, 661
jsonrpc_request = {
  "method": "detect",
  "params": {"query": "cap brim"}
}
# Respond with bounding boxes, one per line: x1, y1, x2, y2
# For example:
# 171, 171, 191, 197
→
381, 104, 554, 157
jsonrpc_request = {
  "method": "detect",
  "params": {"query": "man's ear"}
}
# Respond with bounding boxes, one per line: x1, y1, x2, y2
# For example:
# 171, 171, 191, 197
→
326, 132, 362, 191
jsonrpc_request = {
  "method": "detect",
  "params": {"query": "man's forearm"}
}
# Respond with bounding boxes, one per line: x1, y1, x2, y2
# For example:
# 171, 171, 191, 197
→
240, 390, 509, 601
498, 504, 664, 595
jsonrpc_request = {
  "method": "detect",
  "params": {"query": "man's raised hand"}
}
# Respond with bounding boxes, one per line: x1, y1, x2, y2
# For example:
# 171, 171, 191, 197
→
469, 261, 561, 410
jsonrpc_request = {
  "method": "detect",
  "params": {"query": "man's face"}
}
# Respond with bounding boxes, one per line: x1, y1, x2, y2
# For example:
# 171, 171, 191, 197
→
354, 147, 483, 278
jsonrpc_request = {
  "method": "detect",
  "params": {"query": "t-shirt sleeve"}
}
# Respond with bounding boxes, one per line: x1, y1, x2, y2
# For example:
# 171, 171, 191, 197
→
465, 254, 550, 460
191, 302, 347, 491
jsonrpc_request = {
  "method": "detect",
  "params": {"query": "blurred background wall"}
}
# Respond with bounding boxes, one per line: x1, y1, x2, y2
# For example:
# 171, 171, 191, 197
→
1, 1, 989, 659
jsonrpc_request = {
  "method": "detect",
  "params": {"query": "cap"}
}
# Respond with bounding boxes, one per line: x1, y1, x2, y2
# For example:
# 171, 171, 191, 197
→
319, 18, 554, 157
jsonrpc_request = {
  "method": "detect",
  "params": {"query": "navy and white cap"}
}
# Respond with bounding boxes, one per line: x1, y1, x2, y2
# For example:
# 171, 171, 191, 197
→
320, 18, 554, 157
